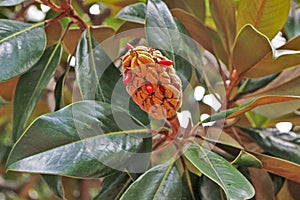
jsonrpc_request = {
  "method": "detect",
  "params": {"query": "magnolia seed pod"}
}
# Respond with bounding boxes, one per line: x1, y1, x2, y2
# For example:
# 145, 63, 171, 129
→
121, 45, 182, 119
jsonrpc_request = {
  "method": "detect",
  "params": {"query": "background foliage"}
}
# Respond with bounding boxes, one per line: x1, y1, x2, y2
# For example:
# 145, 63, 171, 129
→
1, 0, 300, 199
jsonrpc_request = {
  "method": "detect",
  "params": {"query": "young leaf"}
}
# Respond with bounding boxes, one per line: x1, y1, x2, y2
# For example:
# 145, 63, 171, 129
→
209, 0, 236, 55
7, 101, 150, 178
0, 20, 46, 82
116, 2, 147, 24
233, 25, 300, 78
184, 143, 255, 200
237, 0, 290, 39
13, 43, 62, 141
76, 29, 120, 102
120, 161, 182, 200
251, 152, 300, 183
239, 127, 300, 164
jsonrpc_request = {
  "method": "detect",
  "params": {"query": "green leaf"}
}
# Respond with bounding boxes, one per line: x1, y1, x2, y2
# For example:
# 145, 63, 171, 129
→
239, 127, 300, 164
7, 101, 150, 178
54, 67, 69, 111
209, 0, 236, 55
184, 143, 255, 200
0, 0, 26, 6
76, 29, 121, 102
116, 2, 146, 24
93, 172, 133, 200
233, 25, 300, 78
199, 176, 226, 200
146, 0, 197, 84
237, 0, 290, 39
239, 74, 279, 94
0, 20, 46, 82
120, 161, 182, 200
231, 150, 263, 168
42, 174, 64, 199
202, 95, 300, 123
13, 43, 62, 141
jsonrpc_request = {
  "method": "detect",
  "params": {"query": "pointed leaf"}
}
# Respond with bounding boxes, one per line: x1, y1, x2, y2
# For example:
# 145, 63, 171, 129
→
116, 2, 146, 24
0, 0, 26, 6
251, 152, 300, 183
209, 0, 236, 55
76, 29, 120, 102
146, 0, 197, 83
7, 101, 150, 178
239, 127, 300, 164
203, 95, 300, 123
184, 143, 255, 200
237, 0, 290, 39
120, 161, 182, 200
239, 74, 279, 94
0, 20, 46, 82
13, 44, 62, 141
231, 150, 263, 168
93, 172, 133, 200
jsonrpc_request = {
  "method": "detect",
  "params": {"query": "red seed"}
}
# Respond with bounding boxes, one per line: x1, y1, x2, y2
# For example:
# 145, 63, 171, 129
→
146, 83, 154, 94
158, 59, 173, 66
123, 73, 132, 84
159, 85, 165, 93
126, 43, 134, 50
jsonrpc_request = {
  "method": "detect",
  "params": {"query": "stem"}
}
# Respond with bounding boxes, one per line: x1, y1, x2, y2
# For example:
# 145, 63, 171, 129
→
167, 114, 181, 139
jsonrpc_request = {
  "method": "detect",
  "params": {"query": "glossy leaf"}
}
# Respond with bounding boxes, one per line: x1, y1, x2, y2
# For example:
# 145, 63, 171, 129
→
76, 29, 120, 102
7, 101, 150, 178
199, 176, 226, 200
93, 172, 133, 200
239, 74, 279, 94
231, 150, 263, 168
54, 67, 69, 111
13, 44, 62, 141
184, 143, 255, 200
251, 152, 300, 183
120, 161, 182, 200
209, 0, 236, 55
237, 0, 290, 39
0, 20, 46, 82
146, 0, 197, 84
0, 0, 26, 6
116, 2, 146, 24
239, 127, 300, 164
42, 174, 64, 199
234, 25, 300, 78
202, 95, 300, 123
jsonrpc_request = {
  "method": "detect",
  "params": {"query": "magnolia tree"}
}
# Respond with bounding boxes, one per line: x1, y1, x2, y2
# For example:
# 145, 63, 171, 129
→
0, 0, 300, 199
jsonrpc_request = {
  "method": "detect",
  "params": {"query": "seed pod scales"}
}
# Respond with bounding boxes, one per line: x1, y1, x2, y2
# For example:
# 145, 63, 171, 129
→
121, 44, 182, 119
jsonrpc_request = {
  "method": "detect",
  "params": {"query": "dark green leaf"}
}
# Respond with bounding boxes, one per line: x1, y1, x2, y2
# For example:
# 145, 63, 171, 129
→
199, 175, 226, 200
0, 0, 26, 6
93, 172, 133, 200
7, 101, 151, 178
42, 174, 64, 199
54, 67, 69, 111
181, 171, 200, 200
146, 0, 198, 84
116, 3, 147, 24
239, 74, 279, 94
184, 143, 255, 200
0, 20, 46, 82
13, 43, 62, 141
120, 161, 182, 200
239, 127, 300, 164
75, 29, 120, 103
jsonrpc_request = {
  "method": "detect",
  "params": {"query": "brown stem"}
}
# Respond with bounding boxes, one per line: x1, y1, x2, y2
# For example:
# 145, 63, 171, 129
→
19, 174, 40, 199
167, 114, 181, 140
